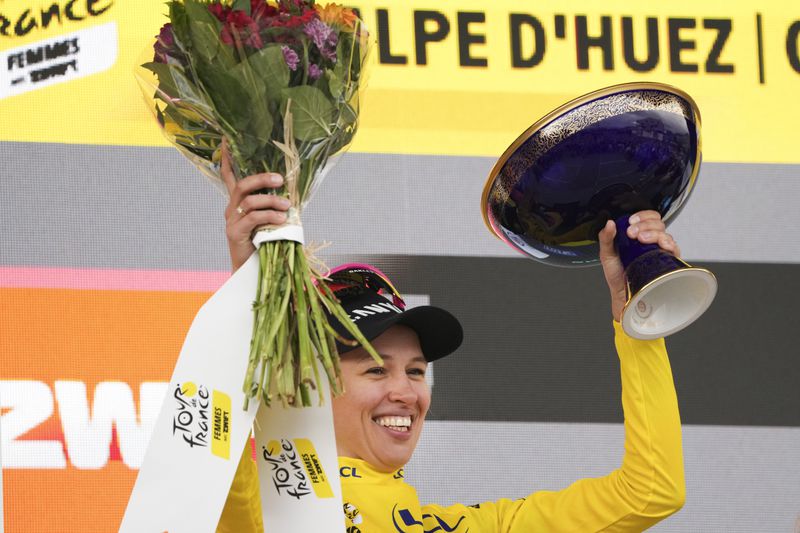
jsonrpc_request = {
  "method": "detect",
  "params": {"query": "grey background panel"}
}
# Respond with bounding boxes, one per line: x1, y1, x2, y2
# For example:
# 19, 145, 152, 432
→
2, 142, 800, 268
0, 142, 229, 270
407, 421, 800, 533
361, 255, 800, 428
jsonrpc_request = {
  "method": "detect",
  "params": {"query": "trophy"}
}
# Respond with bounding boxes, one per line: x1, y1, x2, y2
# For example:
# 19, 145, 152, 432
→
481, 82, 717, 339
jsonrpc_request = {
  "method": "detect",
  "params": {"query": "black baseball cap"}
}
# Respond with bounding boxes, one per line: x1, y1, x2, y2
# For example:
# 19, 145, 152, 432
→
325, 263, 463, 362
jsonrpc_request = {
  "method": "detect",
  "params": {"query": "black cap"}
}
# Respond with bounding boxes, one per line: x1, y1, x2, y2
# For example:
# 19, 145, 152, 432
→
326, 264, 463, 362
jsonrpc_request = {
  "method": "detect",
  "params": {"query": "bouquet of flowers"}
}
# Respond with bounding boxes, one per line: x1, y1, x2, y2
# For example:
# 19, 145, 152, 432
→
136, 0, 381, 408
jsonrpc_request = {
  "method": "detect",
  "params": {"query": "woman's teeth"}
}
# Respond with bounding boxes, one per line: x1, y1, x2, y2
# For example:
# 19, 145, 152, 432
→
375, 416, 411, 431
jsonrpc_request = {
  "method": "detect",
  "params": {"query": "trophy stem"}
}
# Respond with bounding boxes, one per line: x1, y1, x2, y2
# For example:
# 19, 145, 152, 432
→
614, 216, 717, 340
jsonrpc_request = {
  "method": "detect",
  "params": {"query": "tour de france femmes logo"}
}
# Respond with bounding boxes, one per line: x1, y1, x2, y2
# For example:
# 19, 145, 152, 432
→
261, 438, 334, 500
171, 381, 232, 459
0, 1, 118, 99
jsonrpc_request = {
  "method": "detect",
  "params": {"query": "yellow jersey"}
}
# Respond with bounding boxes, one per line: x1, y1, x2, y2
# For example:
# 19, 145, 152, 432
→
218, 322, 685, 532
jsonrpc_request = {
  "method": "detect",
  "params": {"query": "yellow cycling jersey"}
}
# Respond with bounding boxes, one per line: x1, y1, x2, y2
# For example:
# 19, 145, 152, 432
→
218, 322, 685, 532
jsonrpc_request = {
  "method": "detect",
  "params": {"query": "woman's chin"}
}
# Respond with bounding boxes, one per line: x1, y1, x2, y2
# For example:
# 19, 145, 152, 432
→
371, 441, 418, 472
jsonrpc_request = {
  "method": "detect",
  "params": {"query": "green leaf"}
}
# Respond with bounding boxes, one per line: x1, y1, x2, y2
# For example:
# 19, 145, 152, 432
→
155, 104, 167, 127
230, 55, 262, 98
232, 0, 251, 15
228, 51, 275, 143
326, 68, 343, 98
142, 61, 179, 98
336, 34, 355, 77
168, 66, 201, 100
247, 45, 290, 99
337, 102, 358, 129
281, 86, 336, 142
166, 102, 211, 129
183, 0, 234, 69
194, 58, 251, 131
248, 104, 275, 144
234, 132, 263, 164
163, 104, 196, 130
331, 34, 361, 101
167, 2, 190, 47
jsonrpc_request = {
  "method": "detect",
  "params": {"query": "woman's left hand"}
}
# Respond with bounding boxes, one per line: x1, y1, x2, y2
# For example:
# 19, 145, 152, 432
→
220, 141, 291, 272
597, 210, 682, 322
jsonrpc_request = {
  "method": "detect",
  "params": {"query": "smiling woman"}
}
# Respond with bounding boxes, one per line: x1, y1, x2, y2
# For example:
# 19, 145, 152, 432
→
215, 154, 686, 532
332, 327, 433, 473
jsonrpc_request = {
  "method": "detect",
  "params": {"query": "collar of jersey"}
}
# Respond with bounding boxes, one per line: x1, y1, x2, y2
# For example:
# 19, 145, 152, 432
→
338, 456, 405, 483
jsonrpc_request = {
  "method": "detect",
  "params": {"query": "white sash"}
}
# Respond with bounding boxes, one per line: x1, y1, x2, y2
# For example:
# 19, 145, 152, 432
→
254, 373, 343, 531
120, 252, 343, 532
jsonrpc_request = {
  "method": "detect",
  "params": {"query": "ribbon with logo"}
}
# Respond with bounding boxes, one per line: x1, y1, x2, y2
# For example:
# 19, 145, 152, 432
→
120, 253, 343, 532
253, 380, 344, 530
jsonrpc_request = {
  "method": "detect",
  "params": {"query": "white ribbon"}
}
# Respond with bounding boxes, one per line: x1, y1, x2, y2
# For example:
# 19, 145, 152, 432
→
120, 251, 343, 532
252, 224, 305, 246
120, 255, 262, 533
254, 373, 343, 532
252, 206, 305, 246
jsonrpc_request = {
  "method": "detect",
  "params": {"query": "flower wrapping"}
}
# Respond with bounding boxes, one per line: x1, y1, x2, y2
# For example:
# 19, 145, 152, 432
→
136, 0, 382, 408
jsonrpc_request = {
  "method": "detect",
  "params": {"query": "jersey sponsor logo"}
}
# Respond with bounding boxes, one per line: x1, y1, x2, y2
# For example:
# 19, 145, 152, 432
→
392, 504, 467, 533
344, 502, 364, 525
340, 466, 364, 478
392, 504, 423, 531
349, 301, 402, 322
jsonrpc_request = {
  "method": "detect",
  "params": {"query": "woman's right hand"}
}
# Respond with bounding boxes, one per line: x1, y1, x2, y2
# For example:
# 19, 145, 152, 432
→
220, 142, 291, 272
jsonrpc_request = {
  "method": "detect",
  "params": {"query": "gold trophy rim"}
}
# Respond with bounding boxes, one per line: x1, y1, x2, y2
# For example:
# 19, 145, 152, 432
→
480, 81, 704, 243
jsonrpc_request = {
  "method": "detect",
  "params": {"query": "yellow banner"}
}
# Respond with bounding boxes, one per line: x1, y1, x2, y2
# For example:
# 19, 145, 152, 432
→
0, 0, 166, 145
1, 0, 798, 163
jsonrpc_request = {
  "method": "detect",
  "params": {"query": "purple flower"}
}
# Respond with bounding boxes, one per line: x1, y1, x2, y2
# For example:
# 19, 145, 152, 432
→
308, 63, 322, 80
282, 46, 300, 71
303, 18, 338, 61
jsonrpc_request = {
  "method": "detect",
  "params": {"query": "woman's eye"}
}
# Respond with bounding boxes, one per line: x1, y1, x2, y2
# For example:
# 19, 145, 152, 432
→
366, 367, 385, 375
407, 368, 426, 377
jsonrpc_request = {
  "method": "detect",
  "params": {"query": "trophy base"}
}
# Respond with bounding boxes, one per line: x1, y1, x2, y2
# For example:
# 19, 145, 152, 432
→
621, 267, 717, 340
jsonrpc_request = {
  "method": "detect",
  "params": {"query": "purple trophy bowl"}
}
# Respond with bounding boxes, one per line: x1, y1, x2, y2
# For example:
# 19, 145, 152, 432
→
481, 82, 717, 339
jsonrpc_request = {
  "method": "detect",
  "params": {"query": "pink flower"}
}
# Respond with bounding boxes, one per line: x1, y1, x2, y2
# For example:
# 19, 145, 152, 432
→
282, 46, 300, 70
308, 63, 322, 79
303, 18, 337, 61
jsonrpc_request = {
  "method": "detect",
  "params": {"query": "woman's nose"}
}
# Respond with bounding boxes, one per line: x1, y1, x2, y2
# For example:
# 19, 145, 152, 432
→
387, 375, 417, 403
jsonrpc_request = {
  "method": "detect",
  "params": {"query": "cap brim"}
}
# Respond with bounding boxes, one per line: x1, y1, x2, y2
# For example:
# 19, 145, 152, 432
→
337, 306, 463, 362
